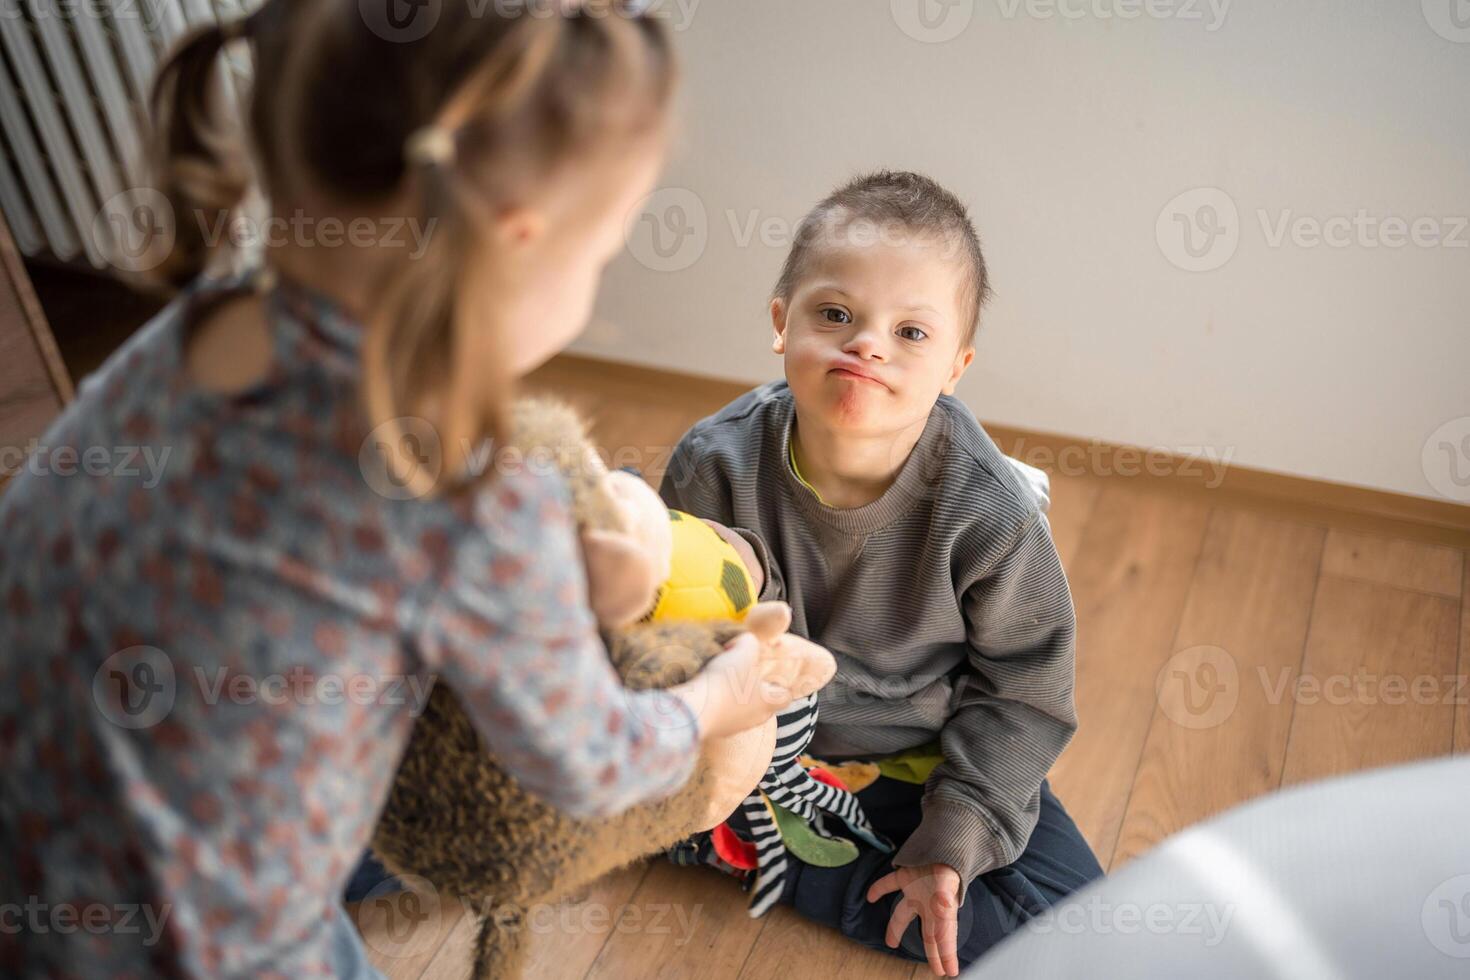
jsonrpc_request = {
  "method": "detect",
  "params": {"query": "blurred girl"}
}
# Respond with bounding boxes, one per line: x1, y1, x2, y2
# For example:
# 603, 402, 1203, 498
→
0, 2, 809, 976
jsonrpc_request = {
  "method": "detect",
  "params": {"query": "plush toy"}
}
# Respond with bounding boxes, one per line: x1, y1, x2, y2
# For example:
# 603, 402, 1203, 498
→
716, 685, 892, 917
646, 510, 757, 622
371, 399, 835, 980
625, 464, 893, 917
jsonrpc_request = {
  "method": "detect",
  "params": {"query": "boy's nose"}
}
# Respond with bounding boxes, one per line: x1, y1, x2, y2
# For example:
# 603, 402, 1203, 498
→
842, 329, 886, 360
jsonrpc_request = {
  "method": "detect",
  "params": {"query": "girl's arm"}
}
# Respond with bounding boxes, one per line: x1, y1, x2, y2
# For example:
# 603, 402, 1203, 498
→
413, 469, 702, 819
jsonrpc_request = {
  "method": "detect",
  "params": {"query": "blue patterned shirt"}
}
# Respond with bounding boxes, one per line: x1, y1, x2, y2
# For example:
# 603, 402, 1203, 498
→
0, 268, 700, 978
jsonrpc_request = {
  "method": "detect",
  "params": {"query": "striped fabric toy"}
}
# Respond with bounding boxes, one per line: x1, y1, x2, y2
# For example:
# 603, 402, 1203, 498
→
738, 691, 892, 917
637, 498, 890, 914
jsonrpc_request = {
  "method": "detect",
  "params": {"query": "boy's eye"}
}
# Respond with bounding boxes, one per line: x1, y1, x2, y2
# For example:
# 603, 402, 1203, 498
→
897, 325, 928, 342
820, 307, 851, 325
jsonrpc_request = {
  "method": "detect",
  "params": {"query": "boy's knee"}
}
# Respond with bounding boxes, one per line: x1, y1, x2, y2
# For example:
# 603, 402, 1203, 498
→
787, 844, 892, 933
835, 872, 1020, 969
810, 854, 1002, 967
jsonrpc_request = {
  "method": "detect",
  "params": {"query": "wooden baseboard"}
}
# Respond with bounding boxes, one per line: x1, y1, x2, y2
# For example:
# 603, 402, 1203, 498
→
0, 222, 72, 403
982, 423, 1470, 550
0, 215, 72, 494
548, 353, 1470, 549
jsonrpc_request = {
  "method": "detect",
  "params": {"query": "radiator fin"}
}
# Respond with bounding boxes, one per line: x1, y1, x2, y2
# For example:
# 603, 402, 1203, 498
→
0, 0, 263, 270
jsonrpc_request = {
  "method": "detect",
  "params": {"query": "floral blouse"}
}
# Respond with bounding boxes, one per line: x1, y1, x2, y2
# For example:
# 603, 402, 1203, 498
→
0, 268, 700, 978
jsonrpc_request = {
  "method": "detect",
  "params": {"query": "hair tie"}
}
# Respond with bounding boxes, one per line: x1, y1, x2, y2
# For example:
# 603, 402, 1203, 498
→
405, 126, 457, 168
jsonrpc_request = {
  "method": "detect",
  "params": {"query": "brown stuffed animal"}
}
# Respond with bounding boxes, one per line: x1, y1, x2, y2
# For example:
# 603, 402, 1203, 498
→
371, 399, 832, 979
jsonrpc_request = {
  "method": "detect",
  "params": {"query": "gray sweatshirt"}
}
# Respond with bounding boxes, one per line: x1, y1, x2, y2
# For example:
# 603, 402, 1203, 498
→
659, 381, 1078, 888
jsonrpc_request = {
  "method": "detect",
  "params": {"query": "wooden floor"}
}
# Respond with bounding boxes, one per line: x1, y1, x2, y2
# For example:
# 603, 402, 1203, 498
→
346, 356, 1469, 980
23, 267, 1466, 978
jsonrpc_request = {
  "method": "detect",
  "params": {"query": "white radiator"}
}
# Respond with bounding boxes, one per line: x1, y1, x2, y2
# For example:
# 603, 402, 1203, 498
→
0, 0, 261, 269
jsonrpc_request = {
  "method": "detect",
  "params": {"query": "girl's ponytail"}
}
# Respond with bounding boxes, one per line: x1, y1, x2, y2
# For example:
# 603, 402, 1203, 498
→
145, 20, 253, 291
361, 17, 571, 501
134, 0, 676, 500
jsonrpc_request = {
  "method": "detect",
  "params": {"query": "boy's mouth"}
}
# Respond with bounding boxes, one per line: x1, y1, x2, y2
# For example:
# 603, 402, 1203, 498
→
827, 363, 889, 390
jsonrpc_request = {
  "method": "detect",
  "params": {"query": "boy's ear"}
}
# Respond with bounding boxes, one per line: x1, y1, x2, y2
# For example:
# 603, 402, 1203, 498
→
769, 297, 788, 354
942, 345, 975, 396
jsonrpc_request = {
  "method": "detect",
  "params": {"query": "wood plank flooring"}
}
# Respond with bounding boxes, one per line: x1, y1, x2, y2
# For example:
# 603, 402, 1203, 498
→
348, 356, 1467, 980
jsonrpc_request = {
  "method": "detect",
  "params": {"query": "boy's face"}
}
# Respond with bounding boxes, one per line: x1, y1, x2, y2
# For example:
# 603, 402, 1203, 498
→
771, 230, 975, 438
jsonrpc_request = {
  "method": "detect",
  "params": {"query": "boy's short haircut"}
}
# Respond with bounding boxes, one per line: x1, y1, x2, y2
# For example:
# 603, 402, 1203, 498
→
771, 170, 991, 347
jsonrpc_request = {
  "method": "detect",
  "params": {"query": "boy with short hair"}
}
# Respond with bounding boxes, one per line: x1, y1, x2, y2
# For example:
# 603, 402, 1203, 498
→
662, 171, 1103, 976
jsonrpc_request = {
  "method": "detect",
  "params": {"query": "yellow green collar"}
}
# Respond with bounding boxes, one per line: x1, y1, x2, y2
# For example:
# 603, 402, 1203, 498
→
788, 438, 829, 506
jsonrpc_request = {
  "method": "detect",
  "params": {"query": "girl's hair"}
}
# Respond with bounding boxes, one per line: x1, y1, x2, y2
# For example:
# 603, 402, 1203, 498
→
147, 0, 677, 498
771, 170, 991, 347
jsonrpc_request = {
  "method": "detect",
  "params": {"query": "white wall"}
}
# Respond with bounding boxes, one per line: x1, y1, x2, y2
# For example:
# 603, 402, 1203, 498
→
579, 0, 1470, 503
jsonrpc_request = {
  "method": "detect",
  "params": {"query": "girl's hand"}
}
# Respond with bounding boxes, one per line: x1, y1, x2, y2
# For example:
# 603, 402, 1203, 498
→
700, 519, 765, 595
867, 863, 964, 977
580, 527, 661, 628
695, 717, 778, 831
671, 602, 835, 740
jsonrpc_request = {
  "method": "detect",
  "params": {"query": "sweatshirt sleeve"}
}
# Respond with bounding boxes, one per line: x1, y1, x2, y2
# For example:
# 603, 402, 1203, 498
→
1004, 454, 1051, 513
658, 433, 784, 603
891, 512, 1079, 888
413, 469, 702, 820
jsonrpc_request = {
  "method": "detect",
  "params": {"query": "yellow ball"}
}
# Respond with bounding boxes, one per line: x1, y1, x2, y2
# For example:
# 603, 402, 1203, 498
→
646, 510, 755, 623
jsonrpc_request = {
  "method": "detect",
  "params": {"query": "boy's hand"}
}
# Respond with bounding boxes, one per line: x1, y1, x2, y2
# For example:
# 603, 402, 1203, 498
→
867, 862, 963, 977
700, 519, 764, 595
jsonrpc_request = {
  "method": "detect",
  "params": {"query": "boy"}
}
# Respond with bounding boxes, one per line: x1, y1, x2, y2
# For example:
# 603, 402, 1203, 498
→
661, 172, 1104, 977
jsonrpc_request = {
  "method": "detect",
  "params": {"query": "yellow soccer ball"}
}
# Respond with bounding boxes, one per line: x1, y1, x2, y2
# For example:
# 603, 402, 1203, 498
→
646, 510, 756, 623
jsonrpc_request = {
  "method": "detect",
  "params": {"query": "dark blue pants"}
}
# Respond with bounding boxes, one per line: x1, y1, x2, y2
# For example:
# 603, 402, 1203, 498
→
781, 776, 1103, 969
343, 850, 399, 903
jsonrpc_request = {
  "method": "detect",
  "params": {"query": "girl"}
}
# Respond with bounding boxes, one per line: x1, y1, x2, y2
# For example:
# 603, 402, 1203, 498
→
0, 2, 814, 977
